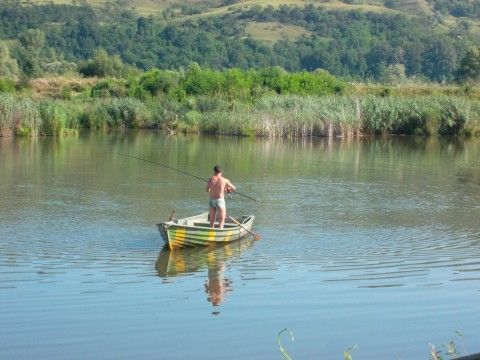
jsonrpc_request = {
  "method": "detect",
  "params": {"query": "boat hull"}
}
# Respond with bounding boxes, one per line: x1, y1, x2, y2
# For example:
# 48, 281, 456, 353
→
157, 213, 255, 250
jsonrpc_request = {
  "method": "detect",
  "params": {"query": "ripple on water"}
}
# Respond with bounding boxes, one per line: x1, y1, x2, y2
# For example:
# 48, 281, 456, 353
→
1, 135, 480, 360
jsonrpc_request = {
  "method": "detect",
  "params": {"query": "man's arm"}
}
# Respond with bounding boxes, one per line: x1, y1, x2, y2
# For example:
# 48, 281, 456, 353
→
225, 179, 236, 192
206, 178, 212, 192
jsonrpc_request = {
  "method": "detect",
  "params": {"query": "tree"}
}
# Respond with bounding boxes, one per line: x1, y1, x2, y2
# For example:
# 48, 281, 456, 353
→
422, 39, 457, 82
0, 42, 20, 81
456, 46, 480, 83
17, 29, 46, 76
381, 63, 407, 84
139, 69, 179, 95
79, 48, 134, 77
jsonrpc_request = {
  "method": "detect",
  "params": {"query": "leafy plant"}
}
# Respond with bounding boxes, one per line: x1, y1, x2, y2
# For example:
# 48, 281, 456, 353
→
277, 328, 295, 360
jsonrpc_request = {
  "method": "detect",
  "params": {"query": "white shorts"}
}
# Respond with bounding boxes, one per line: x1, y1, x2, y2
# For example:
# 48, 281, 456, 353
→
209, 198, 226, 209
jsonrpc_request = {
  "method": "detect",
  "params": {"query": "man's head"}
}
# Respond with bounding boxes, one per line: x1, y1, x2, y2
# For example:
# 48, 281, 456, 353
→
213, 165, 222, 174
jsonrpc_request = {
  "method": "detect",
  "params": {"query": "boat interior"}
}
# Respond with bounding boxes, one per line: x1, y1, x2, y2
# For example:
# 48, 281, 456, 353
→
168, 214, 251, 229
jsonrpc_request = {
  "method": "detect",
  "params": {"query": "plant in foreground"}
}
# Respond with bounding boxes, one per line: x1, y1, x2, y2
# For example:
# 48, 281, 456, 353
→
430, 331, 466, 360
277, 330, 467, 359
277, 328, 356, 360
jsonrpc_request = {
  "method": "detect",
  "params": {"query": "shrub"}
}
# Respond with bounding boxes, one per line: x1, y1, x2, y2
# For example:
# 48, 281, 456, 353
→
91, 79, 128, 98
0, 94, 15, 136
0, 78, 15, 93
38, 101, 68, 136
79, 49, 136, 78
139, 69, 179, 95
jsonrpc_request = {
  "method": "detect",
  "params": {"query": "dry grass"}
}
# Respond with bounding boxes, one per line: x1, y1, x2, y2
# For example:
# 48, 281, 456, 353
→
29, 76, 98, 99
245, 21, 311, 42
21, 0, 480, 32
25, 0, 176, 15
349, 82, 480, 100
176, 0, 399, 21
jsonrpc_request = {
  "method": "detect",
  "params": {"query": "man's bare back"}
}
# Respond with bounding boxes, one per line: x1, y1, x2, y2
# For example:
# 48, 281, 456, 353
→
206, 175, 233, 199
205, 165, 236, 228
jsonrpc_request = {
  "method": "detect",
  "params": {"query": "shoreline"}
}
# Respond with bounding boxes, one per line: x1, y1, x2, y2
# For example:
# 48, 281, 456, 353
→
1, 93, 479, 138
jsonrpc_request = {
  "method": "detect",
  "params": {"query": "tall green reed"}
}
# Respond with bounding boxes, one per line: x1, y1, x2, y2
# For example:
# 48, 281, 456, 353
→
1, 93, 480, 137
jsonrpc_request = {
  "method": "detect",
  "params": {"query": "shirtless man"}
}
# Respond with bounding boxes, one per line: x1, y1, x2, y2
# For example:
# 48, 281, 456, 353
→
205, 165, 236, 229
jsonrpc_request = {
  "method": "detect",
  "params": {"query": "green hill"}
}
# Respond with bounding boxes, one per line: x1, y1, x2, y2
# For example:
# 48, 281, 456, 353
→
1, 0, 479, 82
26, 0, 479, 21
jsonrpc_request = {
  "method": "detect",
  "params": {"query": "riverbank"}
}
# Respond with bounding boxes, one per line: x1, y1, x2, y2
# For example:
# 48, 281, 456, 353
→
1, 69, 480, 137
1, 92, 479, 138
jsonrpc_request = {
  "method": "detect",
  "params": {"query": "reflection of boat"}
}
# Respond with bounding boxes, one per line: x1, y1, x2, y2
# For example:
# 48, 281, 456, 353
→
157, 212, 255, 250
155, 240, 253, 278
156, 241, 254, 309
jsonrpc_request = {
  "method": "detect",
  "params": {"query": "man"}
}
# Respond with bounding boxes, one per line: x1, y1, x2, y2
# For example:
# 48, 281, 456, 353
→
205, 165, 236, 229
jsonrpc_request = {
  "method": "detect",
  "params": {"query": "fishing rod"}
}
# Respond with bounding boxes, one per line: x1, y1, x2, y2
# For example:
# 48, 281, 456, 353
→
111, 152, 258, 202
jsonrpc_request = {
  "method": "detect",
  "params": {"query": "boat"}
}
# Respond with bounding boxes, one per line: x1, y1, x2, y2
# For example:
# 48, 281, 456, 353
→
157, 212, 255, 250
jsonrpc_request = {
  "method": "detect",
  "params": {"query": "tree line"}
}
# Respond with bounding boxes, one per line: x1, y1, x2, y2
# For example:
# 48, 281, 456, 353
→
0, 2, 479, 83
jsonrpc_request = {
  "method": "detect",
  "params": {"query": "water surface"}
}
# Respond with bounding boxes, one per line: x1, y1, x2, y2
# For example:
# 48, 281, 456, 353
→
1, 133, 479, 359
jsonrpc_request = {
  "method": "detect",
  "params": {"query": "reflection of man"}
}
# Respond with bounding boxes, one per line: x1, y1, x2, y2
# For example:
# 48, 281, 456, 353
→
204, 263, 232, 307
205, 165, 236, 229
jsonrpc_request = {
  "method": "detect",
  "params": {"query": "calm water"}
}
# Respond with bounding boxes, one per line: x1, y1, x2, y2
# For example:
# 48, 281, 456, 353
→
1, 132, 479, 359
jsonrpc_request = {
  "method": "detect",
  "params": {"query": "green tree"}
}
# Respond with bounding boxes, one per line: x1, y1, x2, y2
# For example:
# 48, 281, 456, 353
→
422, 39, 457, 82
79, 48, 134, 77
456, 46, 480, 83
139, 69, 179, 95
222, 68, 253, 100
183, 63, 223, 95
17, 29, 46, 76
0, 42, 20, 81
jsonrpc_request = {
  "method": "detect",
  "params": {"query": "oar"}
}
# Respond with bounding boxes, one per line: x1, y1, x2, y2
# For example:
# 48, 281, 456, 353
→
227, 215, 261, 241
168, 209, 176, 221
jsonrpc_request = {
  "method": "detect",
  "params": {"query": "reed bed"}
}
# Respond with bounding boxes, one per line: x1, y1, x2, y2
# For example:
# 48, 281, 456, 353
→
198, 95, 480, 137
1, 93, 479, 137
0, 95, 41, 136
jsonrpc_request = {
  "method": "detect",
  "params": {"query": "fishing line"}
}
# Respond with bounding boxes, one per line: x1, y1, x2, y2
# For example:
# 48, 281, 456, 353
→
110, 152, 258, 202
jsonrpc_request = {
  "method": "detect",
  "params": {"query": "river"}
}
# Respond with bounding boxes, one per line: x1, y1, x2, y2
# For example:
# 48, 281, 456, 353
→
1, 132, 479, 359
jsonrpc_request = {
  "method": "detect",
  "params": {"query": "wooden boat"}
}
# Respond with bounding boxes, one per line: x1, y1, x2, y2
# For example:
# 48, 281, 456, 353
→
157, 212, 255, 250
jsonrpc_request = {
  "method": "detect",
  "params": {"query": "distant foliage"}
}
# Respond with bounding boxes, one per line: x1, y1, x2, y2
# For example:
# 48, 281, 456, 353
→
82, 64, 346, 100
1, 91, 479, 137
139, 69, 179, 96
456, 46, 480, 84
130, 65, 346, 99
0, 43, 20, 81
383, 0, 400, 9
429, 0, 480, 18
38, 100, 68, 136
0, 95, 41, 136
79, 49, 136, 78
0, 3, 478, 82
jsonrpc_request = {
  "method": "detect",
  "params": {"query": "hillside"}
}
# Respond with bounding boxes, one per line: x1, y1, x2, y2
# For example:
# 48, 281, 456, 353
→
26, 0, 479, 21
1, 0, 479, 82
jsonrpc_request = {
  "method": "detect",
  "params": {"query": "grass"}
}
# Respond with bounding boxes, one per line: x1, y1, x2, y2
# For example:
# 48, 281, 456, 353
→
171, 0, 400, 23
349, 82, 480, 100
22, 0, 480, 31
25, 0, 176, 15
245, 21, 312, 42
2, 95, 479, 138
29, 76, 97, 100
2, 75, 480, 138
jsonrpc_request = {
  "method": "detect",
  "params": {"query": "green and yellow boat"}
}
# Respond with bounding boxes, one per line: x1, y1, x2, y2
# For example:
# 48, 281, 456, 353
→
157, 212, 255, 250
